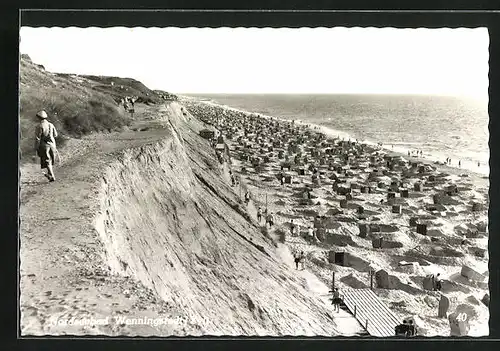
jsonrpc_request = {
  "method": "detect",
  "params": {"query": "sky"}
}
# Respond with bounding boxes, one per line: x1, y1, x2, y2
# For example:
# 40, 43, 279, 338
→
19, 27, 489, 97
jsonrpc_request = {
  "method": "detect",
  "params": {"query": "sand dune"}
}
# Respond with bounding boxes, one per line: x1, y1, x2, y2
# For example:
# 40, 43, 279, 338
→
20, 102, 364, 336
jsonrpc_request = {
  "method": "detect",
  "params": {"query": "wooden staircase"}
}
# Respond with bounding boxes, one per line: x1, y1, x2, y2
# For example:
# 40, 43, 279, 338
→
335, 303, 370, 336
339, 288, 400, 337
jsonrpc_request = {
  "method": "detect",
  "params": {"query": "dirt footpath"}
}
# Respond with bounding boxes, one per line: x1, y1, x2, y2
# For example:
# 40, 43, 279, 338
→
19, 104, 183, 336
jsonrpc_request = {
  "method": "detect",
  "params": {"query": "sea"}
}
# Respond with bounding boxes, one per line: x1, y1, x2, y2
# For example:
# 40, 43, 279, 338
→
188, 94, 490, 176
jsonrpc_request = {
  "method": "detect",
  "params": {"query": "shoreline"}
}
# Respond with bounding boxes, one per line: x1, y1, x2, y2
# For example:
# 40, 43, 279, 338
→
181, 96, 489, 185
183, 96, 490, 337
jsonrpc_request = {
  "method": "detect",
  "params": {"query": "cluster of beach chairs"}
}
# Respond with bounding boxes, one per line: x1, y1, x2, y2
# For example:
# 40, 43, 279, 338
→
184, 100, 489, 336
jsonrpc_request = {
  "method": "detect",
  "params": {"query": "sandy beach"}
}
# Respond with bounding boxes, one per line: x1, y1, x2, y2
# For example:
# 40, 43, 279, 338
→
183, 97, 490, 337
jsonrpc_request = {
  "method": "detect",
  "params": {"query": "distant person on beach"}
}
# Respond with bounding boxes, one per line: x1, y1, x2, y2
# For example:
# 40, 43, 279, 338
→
294, 251, 302, 270
34, 110, 58, 182
298, 251, 306, 270
308, 226, 314, 244
332, 288, 342, 312
257, 207, 263, 223
478, 161, 481, 167
407, 320, 417, 337
461, 234, 467, 245
290, 219, 295, 235
458, 160, 461, 168
267, 213, 275, 227
281, 175, 285, 186
434, 273, 442, 291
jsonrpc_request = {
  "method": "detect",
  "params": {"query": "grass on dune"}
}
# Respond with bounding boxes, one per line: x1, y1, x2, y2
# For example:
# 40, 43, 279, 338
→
19, 57, 133, 159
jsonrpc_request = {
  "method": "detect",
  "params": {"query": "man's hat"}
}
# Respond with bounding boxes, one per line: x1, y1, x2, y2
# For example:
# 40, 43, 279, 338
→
36, 110, 48, 119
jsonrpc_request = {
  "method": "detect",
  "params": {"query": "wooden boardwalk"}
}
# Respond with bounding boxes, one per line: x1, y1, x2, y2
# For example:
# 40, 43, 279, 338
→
341, 288, 400, 337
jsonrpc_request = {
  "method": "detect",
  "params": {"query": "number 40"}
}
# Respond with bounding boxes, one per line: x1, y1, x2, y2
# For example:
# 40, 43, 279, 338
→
456, 312, 468, 322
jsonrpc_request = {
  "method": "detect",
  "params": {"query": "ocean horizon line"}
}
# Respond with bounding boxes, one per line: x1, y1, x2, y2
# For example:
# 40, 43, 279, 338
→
181, 92, 488, 99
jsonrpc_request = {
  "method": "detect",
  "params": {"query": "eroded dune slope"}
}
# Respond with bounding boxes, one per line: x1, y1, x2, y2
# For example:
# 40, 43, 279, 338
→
37, 103, 348, 336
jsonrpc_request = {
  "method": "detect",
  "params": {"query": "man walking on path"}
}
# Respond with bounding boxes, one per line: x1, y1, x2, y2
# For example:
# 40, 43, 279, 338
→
290, 219, 295, 235
244, 190, 250, 205
257, 207, 263, 223
34, 110, 58, 182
